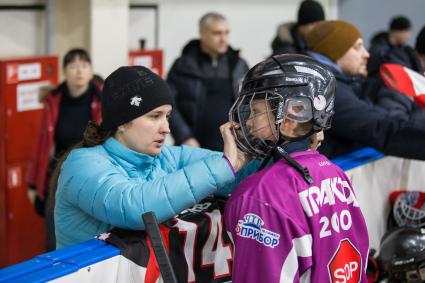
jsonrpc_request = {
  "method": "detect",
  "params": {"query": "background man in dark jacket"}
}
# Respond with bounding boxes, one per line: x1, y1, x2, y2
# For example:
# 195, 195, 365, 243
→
368, 16, 422, 75
305, 20, 425, 160
271, 0, 325, 56
363, 18, 425, 123
167, 12, 248, 151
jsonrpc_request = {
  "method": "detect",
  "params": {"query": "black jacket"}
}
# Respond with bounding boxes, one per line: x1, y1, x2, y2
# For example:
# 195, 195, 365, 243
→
364, 33, 425, 130
368, 32, 423, 75
271, 22, 307, 56
167, 40, 249, 145
319, 68, 425, 161
365, 74, 425, 125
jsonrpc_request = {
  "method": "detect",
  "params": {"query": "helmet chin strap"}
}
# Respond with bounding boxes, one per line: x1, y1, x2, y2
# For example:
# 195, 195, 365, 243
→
276, 145, 314, 184
275, 125, 315, 184
257, 130, 314, 185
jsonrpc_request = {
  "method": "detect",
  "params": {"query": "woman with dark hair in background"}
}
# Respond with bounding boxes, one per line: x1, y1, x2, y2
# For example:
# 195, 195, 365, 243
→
27, 48, 103, 251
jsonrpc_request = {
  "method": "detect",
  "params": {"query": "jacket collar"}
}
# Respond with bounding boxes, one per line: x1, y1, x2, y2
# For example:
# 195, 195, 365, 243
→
103, 137, 157, 169
306, 51, 362, 85
306, 51, 342, 73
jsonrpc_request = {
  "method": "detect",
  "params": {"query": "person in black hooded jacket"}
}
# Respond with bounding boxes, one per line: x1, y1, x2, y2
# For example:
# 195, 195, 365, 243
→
167, 12, 248, 151
271, 0, 325, 56
305, 20, 425, 160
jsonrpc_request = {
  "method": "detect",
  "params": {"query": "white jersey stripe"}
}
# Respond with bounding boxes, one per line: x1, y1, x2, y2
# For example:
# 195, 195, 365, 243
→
279, 234, 313, 283
300, 268, 311, 283
404, 67, 425, 95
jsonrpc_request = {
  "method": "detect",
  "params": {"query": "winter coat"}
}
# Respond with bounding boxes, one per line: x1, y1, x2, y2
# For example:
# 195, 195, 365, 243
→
365, 32, 425, 123
271, 22, 307, 56
307, 51, 425, 160
55, 137, 259, 248
167, 39, 249, 144
27, 81, 102, 199
364, 74, 425, 126
368, 32, 423, 75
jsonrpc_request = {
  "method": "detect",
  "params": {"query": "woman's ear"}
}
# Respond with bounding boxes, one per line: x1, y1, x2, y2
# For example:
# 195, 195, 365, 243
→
117, 125, 126, 134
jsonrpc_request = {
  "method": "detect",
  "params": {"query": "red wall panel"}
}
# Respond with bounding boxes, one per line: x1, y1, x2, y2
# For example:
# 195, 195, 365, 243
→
0, 56, 58, 267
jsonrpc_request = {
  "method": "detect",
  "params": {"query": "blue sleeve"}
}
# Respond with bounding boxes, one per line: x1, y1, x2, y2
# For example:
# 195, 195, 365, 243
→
215, 160, 262, 197
167, 145, 223, 168
167, 145, 262, 197
58, 148, 235, 230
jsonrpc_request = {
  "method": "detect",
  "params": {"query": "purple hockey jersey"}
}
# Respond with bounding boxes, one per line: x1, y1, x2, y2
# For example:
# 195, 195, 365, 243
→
225, 150, 369, 283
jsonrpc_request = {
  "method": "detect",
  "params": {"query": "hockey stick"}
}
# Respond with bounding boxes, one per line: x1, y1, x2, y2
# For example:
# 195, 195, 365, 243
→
142, 212, 178, 283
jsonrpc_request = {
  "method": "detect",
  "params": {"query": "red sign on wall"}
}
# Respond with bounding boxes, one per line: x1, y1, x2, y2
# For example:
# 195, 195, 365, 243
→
6, 62, 42, 84
129, 49, 163, 78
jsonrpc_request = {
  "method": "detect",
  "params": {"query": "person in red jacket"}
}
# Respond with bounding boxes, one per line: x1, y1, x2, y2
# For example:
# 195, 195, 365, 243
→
27, 48, 102, 251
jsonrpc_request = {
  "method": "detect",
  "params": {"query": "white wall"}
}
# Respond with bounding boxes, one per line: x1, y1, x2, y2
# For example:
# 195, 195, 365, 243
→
0, 0, 337, 73
338, 0, 425, 48
129, 8, 157, 51
129, 0, 337, 75
0, 0, 46, 57
91, 0, 129, 79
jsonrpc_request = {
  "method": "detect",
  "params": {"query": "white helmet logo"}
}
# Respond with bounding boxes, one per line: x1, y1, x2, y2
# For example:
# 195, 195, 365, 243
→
130, 96, 142, 107
313, 95, 326, 111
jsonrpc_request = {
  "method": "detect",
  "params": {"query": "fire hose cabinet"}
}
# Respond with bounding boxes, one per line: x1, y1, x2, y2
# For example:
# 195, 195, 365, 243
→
0, 56, 58, 266
129, 49, 164, 78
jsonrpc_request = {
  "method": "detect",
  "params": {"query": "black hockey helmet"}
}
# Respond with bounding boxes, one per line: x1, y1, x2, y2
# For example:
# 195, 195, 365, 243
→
378, 227, 425, 282
229, 54, 335, 159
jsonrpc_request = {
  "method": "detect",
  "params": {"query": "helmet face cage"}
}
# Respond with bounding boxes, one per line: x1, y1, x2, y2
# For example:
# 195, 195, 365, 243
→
229, 91, 281, 159
393, 192, 425, 228
390, 261, 425, 283
229, 89, 315, 159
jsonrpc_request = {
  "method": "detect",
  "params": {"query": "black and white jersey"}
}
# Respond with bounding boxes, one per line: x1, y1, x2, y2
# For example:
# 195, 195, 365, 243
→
100, 197, 233, 283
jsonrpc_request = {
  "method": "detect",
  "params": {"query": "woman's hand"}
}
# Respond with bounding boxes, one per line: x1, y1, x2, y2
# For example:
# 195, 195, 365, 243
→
220, 122, 251, 172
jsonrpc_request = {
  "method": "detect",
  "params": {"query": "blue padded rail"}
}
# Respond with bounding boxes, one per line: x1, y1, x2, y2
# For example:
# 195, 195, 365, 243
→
61, 245, 119, 268
5, 262, 79, 283
332, 147, 384, 171
0, 239, 117, 283
36, 238, 106, 262
0, 258, 52, 282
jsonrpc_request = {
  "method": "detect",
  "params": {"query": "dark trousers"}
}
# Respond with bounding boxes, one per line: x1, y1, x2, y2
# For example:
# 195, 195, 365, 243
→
35, 192, 56, 251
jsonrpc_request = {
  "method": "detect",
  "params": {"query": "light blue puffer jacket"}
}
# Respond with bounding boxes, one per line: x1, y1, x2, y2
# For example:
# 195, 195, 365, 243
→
55, 137, 258, 248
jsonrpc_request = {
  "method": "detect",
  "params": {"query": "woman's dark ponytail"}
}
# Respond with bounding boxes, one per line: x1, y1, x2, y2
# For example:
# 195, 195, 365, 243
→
48, 121, 114, 209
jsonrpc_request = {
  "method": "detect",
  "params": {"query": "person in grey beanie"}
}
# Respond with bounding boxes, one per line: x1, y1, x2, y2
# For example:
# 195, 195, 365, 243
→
51, 66, 259, 248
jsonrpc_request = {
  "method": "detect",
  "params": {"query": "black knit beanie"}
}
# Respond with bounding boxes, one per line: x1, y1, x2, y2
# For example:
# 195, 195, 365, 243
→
389, 16, 411, 31
101, 66, 173, 130
297, 0, 325, 25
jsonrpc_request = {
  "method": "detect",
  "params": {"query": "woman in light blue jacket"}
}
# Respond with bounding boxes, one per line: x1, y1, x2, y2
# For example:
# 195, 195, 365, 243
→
51, 66, 257, 248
